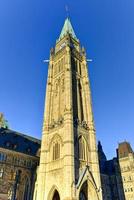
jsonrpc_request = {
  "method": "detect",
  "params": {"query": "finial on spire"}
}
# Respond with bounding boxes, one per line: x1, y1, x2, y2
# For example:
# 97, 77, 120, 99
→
58, 17, 77, 41
65, 5, 69, 18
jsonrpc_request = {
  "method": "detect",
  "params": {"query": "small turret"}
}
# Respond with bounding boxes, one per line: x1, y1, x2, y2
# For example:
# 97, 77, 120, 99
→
0, 113, 9, 129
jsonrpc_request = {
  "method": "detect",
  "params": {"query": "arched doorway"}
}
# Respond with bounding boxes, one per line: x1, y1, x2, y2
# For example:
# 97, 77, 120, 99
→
52, 190, 60, 200
79, 181, 88, 200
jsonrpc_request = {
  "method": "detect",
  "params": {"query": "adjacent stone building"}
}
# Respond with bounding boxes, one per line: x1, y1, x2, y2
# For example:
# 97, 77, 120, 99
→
118, 142, 134, 200
98, 141, 134, 200
0, 126, 40, 200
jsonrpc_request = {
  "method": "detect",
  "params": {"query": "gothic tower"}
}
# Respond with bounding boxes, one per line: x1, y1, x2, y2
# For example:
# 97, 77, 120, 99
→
34, 18, 102, 200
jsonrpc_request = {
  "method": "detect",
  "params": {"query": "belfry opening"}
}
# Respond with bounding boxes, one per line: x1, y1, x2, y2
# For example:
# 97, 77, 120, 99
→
52, 190, 60, 200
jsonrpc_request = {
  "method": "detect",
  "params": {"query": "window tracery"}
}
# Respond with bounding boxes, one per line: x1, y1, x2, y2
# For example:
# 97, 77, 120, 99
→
53, 142, 60, 160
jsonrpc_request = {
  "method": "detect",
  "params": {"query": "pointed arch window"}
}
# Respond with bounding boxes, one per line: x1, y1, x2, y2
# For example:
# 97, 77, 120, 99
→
80, 191, 87, 200
79, 181, 88, 200
24, 177, 30, 200
79, 136, 86, 161
53, 142, 60, 160
52, 190, 60, 200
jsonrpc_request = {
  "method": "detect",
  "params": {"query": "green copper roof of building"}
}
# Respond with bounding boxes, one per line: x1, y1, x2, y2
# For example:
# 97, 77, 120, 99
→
58, 18, 77, 41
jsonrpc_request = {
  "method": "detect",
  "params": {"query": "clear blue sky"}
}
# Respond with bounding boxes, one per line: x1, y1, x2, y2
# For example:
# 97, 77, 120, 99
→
0, 0, 134, 159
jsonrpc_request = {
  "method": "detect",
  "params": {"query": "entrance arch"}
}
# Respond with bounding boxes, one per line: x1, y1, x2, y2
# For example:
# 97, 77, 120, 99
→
79, 181, 88, 200
52, 190, 60, 200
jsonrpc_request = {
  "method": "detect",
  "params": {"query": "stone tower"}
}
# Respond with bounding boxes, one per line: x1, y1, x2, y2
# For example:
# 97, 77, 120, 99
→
34, 18, 102, 200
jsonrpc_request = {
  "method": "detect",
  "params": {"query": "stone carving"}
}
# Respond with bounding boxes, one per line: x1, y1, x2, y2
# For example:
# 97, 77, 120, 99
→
73, 117, 89, 130
64, 106, 72, 112
8, 187, 13, 200
49, 117, 64, 129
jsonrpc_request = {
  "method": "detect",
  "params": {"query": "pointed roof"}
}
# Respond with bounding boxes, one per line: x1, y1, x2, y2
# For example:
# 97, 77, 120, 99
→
118, 141, 133, 158
58, 18, 77, 41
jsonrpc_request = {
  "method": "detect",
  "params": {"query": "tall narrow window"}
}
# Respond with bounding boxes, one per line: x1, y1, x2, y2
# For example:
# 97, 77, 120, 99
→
54, 64, 56, 75
53, 142, 60, 160
60, 58, 63, 71
24, 178, 30, 200
59, 60, 61, 72
79, 63, 82, 75
79, 81, 84, 121
79, 181, 88, 200
0, 153, 6, 161
79, 136, 86, 160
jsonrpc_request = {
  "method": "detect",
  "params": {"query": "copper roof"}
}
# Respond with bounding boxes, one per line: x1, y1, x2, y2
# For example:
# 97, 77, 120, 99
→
118, 142, 133, 158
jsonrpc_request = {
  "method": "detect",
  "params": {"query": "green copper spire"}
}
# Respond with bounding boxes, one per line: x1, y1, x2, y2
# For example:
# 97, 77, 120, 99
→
58, 18, 77, 41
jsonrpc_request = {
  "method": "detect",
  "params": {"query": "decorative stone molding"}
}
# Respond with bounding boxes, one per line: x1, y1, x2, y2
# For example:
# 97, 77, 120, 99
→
49, 117, 64, 129
73, 118, 89, 130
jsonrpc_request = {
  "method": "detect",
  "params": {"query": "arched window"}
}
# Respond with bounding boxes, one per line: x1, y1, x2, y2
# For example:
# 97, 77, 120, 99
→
53, 142, 60, 160
79, 136, 86, 161
52, 190, 60, 200
79, 181, 87, 200
24, 177, 30, 200
79, 191, 87, 200
0, 153, 7, 161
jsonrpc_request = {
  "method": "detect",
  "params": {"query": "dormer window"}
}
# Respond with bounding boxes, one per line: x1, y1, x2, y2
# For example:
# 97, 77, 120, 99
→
13, 144, 17, 149
27, 147, 31, 153
5, 141, 10, 147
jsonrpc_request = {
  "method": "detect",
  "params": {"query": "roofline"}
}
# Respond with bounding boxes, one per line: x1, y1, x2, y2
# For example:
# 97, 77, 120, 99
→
0, 128, 41, 144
